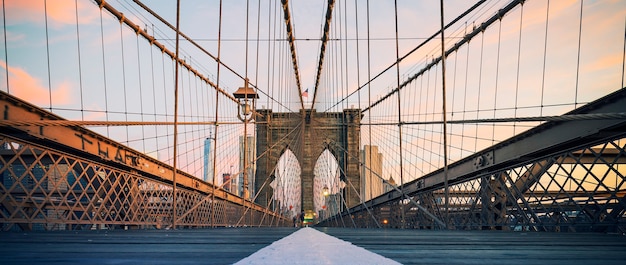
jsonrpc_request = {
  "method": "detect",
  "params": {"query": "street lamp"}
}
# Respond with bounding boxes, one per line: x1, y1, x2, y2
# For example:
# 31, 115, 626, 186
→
321, 185, 329, 220
233, 78, 259, 123
322, 185, 329, 197
233, 78, 258, 203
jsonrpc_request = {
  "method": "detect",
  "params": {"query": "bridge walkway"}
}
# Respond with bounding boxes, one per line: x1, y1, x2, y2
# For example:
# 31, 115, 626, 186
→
1, 227, 625, 264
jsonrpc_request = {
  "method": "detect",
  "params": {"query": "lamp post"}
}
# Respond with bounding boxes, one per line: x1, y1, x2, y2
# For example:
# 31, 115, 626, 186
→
322, 185, 329, 197
321, 185, 329, 220
233, 78, 258, 206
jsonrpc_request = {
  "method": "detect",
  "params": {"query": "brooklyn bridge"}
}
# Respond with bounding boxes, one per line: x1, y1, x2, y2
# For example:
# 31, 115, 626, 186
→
1, 0, 625, 264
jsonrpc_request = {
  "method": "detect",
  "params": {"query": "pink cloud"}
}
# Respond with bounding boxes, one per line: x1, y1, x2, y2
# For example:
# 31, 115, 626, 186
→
0, 60, 72, 105
5, 0, 98, 28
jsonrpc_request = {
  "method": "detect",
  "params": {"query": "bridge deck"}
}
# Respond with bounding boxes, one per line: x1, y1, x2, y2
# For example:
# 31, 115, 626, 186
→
1, 227, 625, 264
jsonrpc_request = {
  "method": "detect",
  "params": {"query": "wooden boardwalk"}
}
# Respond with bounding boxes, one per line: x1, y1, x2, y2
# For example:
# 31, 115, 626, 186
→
1, 227, 625, 264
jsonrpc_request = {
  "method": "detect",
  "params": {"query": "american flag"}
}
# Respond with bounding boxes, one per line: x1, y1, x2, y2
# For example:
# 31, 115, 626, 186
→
302, 89, 309, 97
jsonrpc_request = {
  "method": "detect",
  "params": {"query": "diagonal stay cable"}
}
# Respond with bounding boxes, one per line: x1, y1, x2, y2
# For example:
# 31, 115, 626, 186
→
95, 0, 238, 103
363, 0, 523, 113
171, 121, 304, 224
326, 139, 447, 228
326, 0, 486, 112
334, 159, 381, 228
129, 0, 296, 113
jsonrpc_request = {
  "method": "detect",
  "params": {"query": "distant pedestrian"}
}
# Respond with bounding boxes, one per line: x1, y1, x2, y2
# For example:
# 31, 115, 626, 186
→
300, 210, 305, 227
293, 215, 297, 227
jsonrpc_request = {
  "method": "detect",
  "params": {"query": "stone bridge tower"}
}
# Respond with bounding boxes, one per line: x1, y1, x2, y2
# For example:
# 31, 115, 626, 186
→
255, 108, 361, 213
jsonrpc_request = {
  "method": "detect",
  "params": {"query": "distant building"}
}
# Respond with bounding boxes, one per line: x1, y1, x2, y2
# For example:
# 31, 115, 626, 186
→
203, 135, 215, 183
384, 176, 397, 193
222, 173, 232, 193
239, 135, 256, 199
361, 145, 383, 201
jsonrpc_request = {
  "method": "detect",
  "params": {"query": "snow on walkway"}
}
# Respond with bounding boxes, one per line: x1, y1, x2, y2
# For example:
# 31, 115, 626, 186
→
233, 227, 402, 265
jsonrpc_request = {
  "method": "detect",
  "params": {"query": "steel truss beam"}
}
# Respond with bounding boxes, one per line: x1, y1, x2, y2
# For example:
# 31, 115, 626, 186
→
0, 92, 287, 231
320, 88, 626, 231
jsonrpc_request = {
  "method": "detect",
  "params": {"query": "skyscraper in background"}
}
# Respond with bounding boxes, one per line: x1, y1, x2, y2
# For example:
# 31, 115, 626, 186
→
203, 132, 215, 183
239, 135, 256, 199
361, 145, 383, 201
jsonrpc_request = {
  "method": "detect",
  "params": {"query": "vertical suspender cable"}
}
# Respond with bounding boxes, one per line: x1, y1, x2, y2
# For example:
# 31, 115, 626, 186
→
475, 33, 484, 152
211, 0, 224, 227
44, 0, 52, 111
616, 11, 626, 88
514, 4, 524, 135
149, 25, 158, 159
2, 0, 8, 93
119, 22, 130, 144
492, 20, 502, 144
171, 0, 181, 230
540, 0, 550, 116
575, 0, 584, 108
393, 0, 406, 228
136, 35, 146, 153
242, 0, 250, 224
439, 0, 450, 228
365, 0, 372, 217
99, 5, 110, 137
343, 0, 349, 110
354, 1, 363, 214
354, 0, 361, 111
255, 0, 261, 99
254, 0, 264, 220
266, 0, 273, 109
74, 0, 84, 120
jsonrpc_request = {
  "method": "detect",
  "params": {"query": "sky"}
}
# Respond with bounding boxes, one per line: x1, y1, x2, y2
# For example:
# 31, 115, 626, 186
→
1, 0, 625, 205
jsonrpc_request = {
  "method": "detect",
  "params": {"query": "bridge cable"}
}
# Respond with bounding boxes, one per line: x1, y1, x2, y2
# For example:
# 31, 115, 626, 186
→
118, 17, 130, 145
176, 119, 304, 225
366, 0, 371, 125
280, 0, 304, 110
98, 4, 111, 137
491, 19, 502, 146
354, 0, 362, 112
475, 30, 485, 157
130, 0, 289, 113
362, 0, 523, 113
326, 0, 487, 112
96, 0, 238, 104
136, 30, 146, 153
325, 139, 446, 228
540, 0, 551, 117
340, 163, 381, 228
255, 0, 262, 107
393, 0, 407, 228
310, 0, 336, 111
44, 0, 52, 112
74, 0, 85, 121
439, 0, 450, 228
161, 50, 172, 162
209, 0, 223, 227
575, 0, 584, 108
514, 2, 525, 135
130, 1, 250, 90
2, 0, 8, 93
171, 0, 181, 229
266, 0, 274, 109
341, 0, 348, 110
241, 0, 250, 225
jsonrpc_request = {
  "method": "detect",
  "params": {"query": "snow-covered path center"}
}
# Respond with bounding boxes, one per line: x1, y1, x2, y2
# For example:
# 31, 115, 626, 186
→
234, 227, 401, 265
